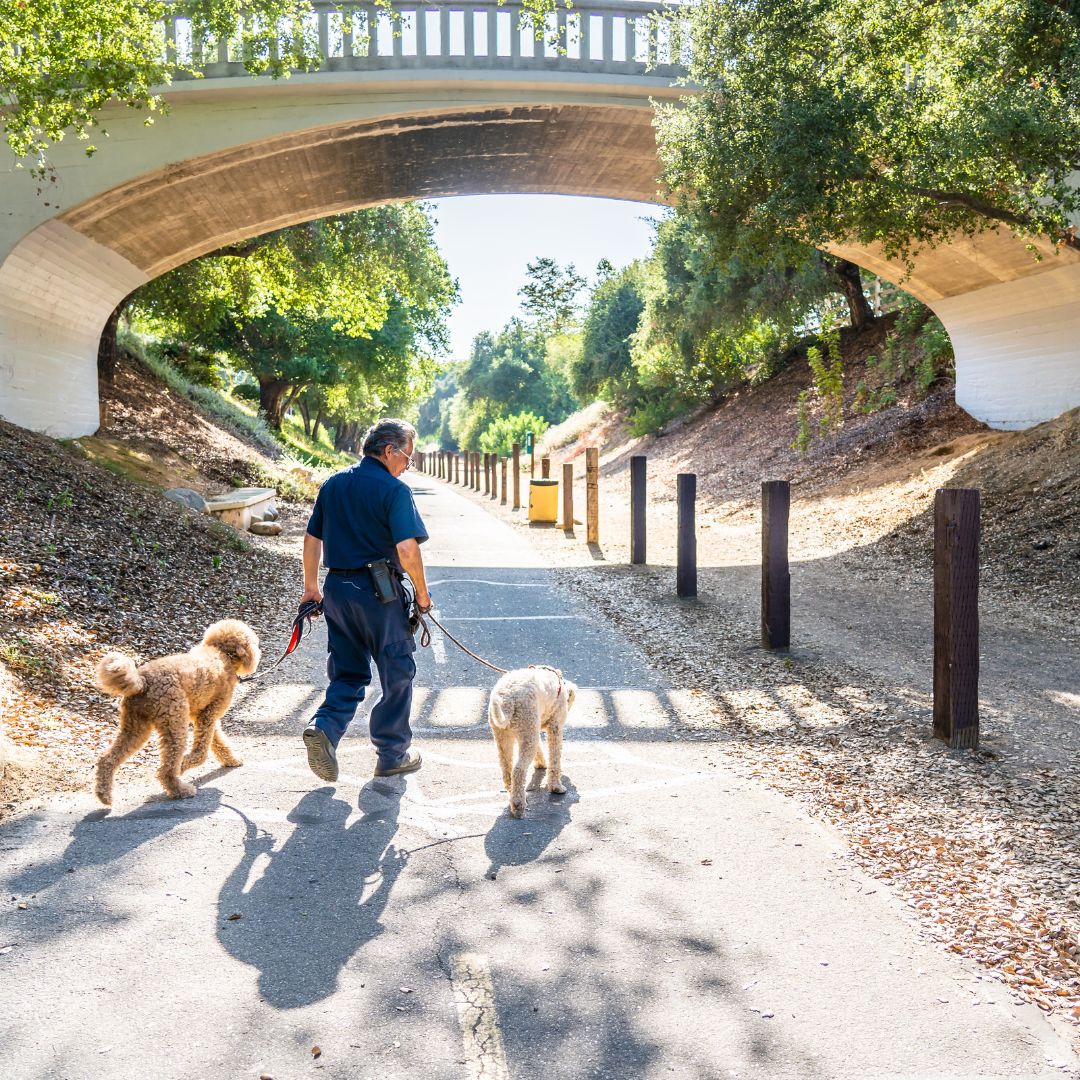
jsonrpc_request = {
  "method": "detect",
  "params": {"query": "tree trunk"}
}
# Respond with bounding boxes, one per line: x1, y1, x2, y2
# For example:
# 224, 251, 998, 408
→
258, 378, 293, 429
829, 258, 875, 331
97, 299, 129, 384
333, 419, 361, 453
298, 398, 312, 436
312, 408, 324, 444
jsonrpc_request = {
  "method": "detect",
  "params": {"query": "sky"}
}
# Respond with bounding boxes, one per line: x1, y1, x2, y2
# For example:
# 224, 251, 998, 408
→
427, 194, 667, 359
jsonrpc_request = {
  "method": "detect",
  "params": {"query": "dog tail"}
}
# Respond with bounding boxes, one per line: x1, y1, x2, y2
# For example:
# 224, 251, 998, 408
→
489, 694, 511, 729
95, 653, 144, 697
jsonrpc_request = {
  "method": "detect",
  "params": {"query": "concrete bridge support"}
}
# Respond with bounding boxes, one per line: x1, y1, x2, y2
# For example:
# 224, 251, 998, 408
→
827, 230, 1080, 430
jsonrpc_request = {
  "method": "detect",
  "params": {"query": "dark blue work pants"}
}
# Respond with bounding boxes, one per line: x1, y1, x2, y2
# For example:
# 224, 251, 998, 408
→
311, 571, 416, 771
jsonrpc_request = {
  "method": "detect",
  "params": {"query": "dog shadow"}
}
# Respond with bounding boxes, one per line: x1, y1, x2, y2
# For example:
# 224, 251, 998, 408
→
217, 785, 407, 1009
483, 770, 580, 877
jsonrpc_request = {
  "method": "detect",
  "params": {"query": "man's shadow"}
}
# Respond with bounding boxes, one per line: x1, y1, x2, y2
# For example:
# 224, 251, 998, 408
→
484, 768, 579, 877
217, 783, 407, 1009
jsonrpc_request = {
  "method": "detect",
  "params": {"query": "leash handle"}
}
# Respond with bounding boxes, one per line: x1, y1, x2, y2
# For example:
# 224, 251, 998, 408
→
238, 600, 323, 683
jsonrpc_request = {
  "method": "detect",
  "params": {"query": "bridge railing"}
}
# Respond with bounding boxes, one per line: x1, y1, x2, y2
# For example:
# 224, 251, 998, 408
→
164, 0, 690, 81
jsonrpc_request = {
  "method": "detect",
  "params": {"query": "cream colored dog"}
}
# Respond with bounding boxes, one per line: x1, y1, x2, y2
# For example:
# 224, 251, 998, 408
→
488, 665, 577, 818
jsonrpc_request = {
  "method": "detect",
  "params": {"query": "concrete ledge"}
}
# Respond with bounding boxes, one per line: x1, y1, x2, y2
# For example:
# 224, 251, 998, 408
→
206, 488, 277, 532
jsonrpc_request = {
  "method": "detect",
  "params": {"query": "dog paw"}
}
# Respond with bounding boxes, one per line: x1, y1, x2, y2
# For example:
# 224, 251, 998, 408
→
220, 756, 243, 768
94, 790, 113, 807
509, 799, 526, 819
548, 781, 567, 795
173, 782, 197, 800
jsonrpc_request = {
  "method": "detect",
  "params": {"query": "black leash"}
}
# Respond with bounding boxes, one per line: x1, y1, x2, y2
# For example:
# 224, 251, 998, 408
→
238, 600, 323, 683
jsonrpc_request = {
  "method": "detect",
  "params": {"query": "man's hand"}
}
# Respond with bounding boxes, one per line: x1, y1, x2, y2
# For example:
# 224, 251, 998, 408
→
302, 533, 323, 614
396, 537, 430, 610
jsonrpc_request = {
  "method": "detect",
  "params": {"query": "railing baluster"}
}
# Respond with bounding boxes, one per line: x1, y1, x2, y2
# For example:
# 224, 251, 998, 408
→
416, 6, 426, 56
163, 0, 690, 78
318, 8, 330, 59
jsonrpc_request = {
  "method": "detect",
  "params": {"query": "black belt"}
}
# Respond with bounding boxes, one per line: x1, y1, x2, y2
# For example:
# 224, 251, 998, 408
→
327, 568, 366, 577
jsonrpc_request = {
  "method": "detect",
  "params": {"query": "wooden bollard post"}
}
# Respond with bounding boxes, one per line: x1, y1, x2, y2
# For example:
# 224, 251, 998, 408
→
562, 462, 573, 530
541, 456, 550, 479
630, 455, 646, 564
586, 447, 599, 544
501, 455, 508, 505
761, 480, 790, 650
677, 473, 697, 598
483, 453, 490, 495
934, 488, 980, 748
512, 442, 521, 509
455, 454, 460, 484
474, 452, 481, 491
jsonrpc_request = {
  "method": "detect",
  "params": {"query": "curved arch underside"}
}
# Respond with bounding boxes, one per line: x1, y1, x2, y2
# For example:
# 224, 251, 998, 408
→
60, 104, 666, 278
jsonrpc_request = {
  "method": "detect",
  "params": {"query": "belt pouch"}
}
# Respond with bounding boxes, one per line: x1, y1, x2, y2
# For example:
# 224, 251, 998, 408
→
365, 558, 398, 604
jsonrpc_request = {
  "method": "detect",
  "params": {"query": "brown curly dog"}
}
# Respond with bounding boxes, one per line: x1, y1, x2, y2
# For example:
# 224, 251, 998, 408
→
93, 620, 260, 805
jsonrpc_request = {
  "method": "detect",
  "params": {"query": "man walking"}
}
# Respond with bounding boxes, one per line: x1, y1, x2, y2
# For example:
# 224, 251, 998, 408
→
300, 418, 432, 781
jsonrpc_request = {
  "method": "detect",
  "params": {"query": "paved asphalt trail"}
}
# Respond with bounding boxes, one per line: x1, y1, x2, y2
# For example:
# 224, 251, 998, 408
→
2, 472, 1076, 1080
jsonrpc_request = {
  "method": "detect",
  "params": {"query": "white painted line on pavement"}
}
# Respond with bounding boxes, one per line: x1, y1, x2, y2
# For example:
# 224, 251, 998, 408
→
450, 952, 509, 1080
430, 608, 447, 664
439, 615, 577, 621
427, 579, 548, 587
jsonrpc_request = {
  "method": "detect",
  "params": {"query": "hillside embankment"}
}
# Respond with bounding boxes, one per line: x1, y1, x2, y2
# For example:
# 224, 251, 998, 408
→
442, 326, 1080, 1035
0, 355, 317, 814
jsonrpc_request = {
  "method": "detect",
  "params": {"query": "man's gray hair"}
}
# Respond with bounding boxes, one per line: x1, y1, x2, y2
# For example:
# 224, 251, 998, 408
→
362, 418, 417, 459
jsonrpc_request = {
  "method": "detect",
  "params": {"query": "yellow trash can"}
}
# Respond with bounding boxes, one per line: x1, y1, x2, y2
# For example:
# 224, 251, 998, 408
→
528, 478, 559, 522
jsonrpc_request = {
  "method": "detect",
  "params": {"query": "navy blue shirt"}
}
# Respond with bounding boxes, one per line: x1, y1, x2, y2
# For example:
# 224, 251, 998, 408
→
306, 456, 428, 572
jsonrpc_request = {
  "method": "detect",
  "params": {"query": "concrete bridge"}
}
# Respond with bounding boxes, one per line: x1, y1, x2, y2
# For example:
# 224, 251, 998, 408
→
0, 1, 1077, 437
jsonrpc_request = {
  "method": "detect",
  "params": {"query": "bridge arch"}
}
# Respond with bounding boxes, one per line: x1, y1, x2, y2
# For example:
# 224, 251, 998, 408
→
1, 0, 1078, 436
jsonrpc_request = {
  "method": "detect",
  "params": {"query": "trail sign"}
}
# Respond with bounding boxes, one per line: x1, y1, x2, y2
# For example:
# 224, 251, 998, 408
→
525, 431, 533, 453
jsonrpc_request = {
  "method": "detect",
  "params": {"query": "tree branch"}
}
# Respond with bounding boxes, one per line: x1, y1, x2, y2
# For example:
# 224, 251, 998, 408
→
910, 187, 1080, 251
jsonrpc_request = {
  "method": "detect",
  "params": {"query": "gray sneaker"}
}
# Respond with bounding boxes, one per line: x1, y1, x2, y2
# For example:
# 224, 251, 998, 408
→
374, 750, 422, 777
303, 725, 339, 783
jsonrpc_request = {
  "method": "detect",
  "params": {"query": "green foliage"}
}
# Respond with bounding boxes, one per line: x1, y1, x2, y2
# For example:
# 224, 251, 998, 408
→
856, 300, 956, 412
416, 370, 458, 442
1, 0, 324, 175
623, 214, 838, 433
232, 383, 261, 402
447, 319, 578, 450
477, 412, 549, 458
574, 261, 648, 405
133, 205, 457, 431
518, 258, 588, 336
807, 328, 844, 438
656, 0, 1080, 276
149, 340, 222, 388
